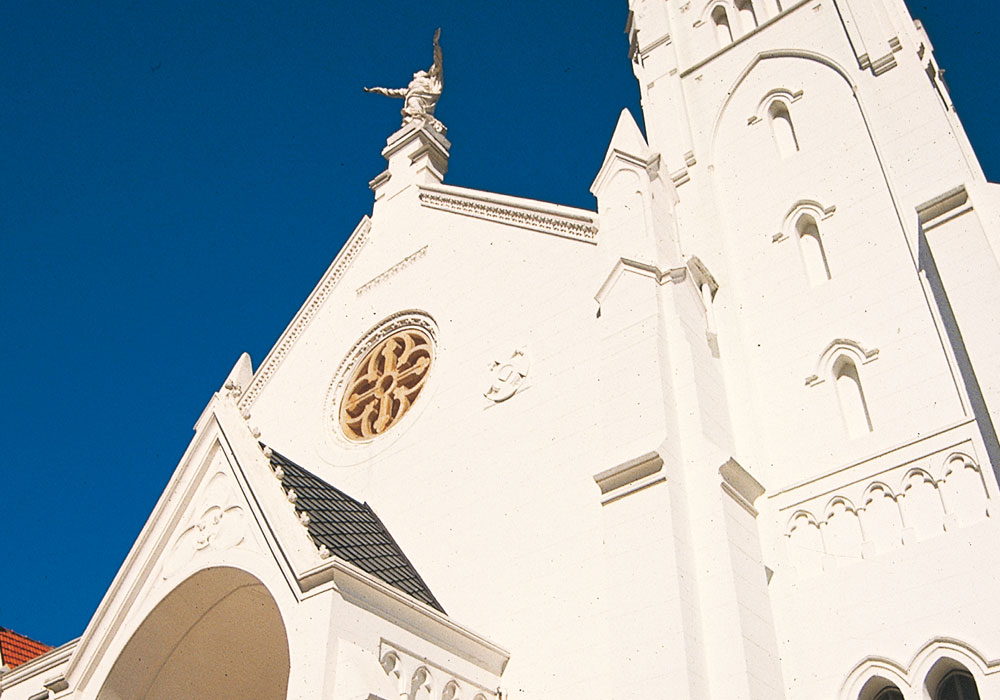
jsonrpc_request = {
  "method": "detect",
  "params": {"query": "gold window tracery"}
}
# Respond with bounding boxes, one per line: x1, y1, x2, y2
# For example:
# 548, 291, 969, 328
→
339, 328, 433, 441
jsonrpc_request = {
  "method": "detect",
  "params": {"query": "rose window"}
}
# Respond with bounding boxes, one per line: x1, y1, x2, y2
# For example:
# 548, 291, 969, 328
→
339, 328, 433, 441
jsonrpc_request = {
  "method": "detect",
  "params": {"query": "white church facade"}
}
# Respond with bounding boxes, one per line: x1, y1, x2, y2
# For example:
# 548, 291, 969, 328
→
3, 1, 1000, 699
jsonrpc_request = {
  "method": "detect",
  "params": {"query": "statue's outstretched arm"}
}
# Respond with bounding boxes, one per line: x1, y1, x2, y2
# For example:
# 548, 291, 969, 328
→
429, 28, 443, 80
364, 86, 407, 98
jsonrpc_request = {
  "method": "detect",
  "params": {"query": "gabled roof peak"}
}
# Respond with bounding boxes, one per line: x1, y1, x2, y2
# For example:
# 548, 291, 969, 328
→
606, 108, 650, 159
591, 108, 657, 196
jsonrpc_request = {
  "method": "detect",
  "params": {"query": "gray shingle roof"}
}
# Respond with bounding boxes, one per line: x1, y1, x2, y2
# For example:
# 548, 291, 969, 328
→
265, 448, 444, 613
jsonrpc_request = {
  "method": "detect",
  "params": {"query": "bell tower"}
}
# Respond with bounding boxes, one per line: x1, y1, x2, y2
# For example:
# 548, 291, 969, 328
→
620, 1, 1000, 699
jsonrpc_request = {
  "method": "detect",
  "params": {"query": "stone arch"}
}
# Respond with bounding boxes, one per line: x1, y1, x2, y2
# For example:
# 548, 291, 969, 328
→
822, 496, 863, 563
708, 49, 859, 166
96, 566, 290, 700
941, 452, 990, 527
699, 0, 734, 25
840, 657, 909, 700
734, 0, 759, 32
899, 469, 945, 542
843, 638, 997, 700
808, 338, 880, 386
786, 510, 823, 575
805, 339, 878, 437
859, 675, 907, 700
700, 1, 735, 48
780, 199, 835, 239
860, 482, 903, 556
911, 638, 992, 700
755, 87, 804, 122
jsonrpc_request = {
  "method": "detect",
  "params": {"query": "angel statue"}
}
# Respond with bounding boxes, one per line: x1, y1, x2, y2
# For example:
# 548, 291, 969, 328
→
364, 28, 444, 131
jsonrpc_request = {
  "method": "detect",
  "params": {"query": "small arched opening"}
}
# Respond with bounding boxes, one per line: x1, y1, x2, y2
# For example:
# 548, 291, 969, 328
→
97, 567, 290, 700
924, 657, 982, 700
796, 213, 831, 284
712, 5, 735, 47
736, 0, 759, 31
833, 355, 873, 437
768, 99, 800, 157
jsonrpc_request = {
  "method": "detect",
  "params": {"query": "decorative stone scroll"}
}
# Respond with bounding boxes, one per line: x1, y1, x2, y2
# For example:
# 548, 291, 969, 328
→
161, 468, 250, 580
339, 328, 434, 441
484, 349, 529, 403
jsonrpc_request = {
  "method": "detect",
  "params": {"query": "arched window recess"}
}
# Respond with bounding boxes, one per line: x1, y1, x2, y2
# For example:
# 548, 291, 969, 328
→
843, 640, 995, 700
695, 2, 736, 48
735, 0, 759, 32
711, 4, 735, 48
773, 200, 835, 244
805, 339, 879, 388
922, 654, 986, 700
748, 88, 804, 127
806, 339, 877, 437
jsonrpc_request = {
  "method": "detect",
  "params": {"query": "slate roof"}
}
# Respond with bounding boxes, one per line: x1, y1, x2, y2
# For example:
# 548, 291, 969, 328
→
0, 627, 51, 669
266, 448, 444, 613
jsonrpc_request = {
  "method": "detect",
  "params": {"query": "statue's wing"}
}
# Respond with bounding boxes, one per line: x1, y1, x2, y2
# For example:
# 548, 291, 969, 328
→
430, 28, 443, 80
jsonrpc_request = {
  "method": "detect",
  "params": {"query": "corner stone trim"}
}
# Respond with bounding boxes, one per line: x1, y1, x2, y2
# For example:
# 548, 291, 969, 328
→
418, 188, 599, 243
594, 452, 665, 505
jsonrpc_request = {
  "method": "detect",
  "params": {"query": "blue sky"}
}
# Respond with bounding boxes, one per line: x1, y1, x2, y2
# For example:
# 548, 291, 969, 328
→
1, 1, 996, 646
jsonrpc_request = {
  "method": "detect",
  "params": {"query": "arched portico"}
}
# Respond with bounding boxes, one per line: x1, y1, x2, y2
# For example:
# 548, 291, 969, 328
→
97, 566, 290, 700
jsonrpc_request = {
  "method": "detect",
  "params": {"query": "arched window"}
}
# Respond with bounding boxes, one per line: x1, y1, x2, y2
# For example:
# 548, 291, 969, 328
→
834, 355, 873, 437
768, 100, 800, 157
935, 670, 980, 700
736, 0, 759, 31
873, 687, 904, 700
712, 6, 734, 47
796, 214, 831, 284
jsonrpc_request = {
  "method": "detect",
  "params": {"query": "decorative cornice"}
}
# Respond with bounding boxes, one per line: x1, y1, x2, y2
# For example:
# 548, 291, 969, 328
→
239, 217, 372, 410
356, 246, 429, 296
418, 184, 598, 244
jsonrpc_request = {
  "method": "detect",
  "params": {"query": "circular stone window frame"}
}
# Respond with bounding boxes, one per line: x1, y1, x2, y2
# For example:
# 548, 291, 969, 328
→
324, 310, 439, 453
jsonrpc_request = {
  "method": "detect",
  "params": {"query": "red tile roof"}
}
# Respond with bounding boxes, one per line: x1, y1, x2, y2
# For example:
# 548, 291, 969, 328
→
0, 627, 52, 669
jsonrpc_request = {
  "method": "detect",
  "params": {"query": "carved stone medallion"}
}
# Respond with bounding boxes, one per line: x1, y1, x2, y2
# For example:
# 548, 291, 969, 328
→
339, 328, 434, 441
484, 349, 529, 403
